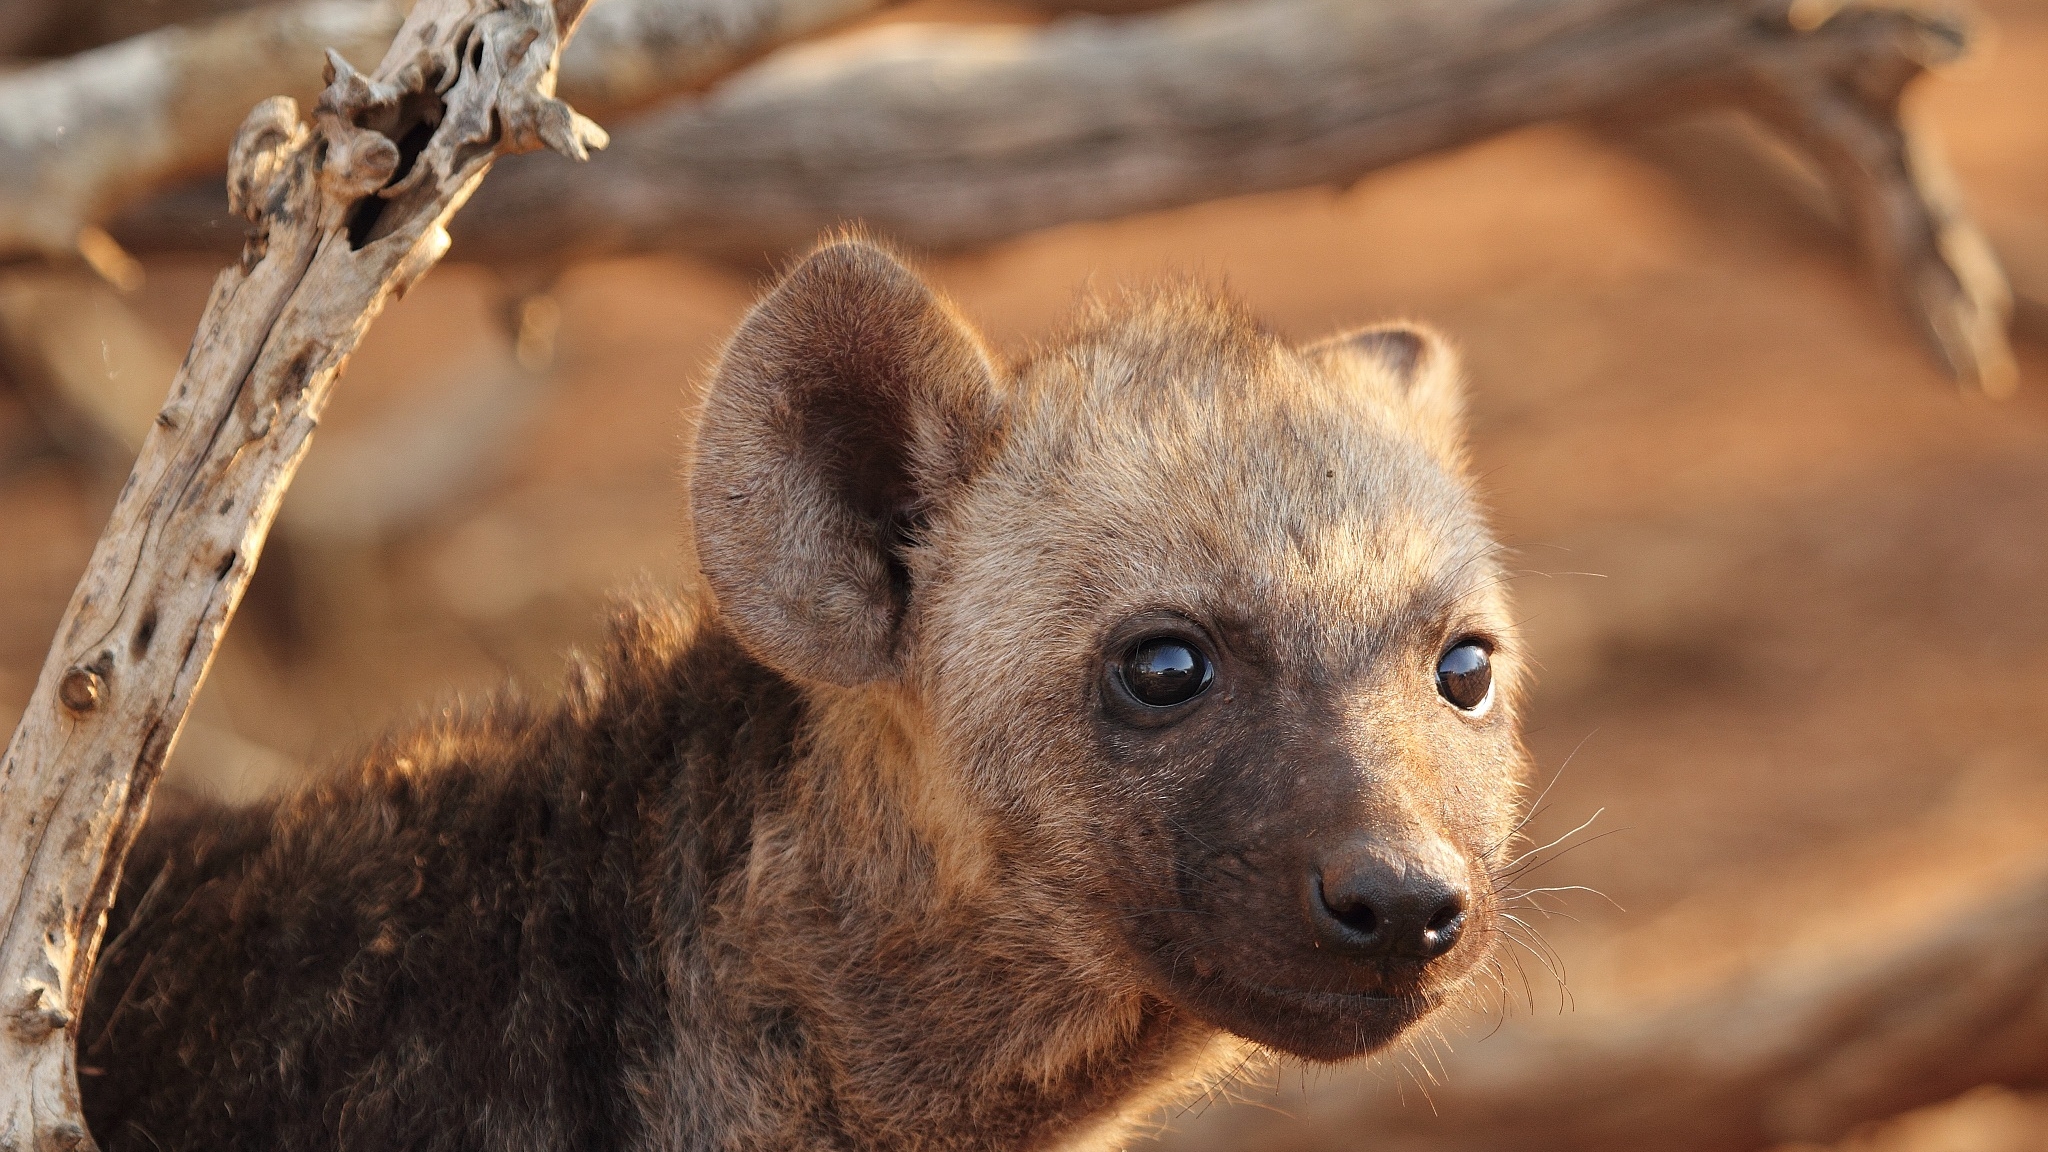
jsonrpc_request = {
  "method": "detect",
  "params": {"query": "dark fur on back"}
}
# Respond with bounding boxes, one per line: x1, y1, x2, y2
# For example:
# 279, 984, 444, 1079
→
81, 601, 796, 1151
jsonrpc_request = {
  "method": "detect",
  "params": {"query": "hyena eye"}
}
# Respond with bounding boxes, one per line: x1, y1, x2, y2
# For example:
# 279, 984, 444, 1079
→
1120, 638, 1214, 708
1436, 641, 1493, 712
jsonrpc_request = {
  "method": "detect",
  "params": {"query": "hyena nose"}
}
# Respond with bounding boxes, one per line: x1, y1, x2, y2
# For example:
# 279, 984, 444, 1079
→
1309, 842, 1469, 961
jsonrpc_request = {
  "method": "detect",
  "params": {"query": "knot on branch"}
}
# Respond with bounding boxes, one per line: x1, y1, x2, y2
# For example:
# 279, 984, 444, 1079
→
315, 51, 405, 204
226, 97, 311, 223
293, 4, 603, 250
480, 0, 611, 161
8, 967, 71, 1042
411, 0, 608, 196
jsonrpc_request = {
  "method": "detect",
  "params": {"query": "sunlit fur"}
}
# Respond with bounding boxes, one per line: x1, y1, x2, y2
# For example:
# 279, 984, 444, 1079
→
81, 238, 1527, 1152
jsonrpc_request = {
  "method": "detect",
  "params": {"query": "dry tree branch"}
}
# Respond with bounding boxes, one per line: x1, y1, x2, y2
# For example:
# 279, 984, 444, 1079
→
0, 1, 404, 263
0, 0, 605, 1146
0, 0, 70, 57
6, 0, 1130, 60
0, 269, 545, 544
0, 0, 889, 266
410, 0, 2005, 392
1727, 4, 2014, 392
556, 0, 891, 115
26, 0, 2015, 389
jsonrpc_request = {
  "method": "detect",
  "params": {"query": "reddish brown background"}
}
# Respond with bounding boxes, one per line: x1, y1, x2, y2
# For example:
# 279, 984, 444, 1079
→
3, 2, 2045, 1147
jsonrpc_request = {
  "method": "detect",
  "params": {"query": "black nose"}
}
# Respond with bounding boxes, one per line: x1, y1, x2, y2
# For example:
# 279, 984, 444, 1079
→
1310, 843, 1469, 961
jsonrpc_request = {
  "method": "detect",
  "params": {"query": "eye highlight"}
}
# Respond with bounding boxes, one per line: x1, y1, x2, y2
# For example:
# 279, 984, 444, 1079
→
1120, 637, 1214, 708
1436, 640, 1493, 712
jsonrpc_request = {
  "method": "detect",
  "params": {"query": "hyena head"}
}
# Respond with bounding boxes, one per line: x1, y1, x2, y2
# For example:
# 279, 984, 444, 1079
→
691, 239, 1527, 1062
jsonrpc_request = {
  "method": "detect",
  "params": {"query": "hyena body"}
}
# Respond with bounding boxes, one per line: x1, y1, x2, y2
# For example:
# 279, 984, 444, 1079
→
81, 240, 1529, 1152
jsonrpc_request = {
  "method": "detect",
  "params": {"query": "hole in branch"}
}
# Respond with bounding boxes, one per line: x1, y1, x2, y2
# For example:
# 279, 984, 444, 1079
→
131, 606, 158, 659
345, 94, 443, 250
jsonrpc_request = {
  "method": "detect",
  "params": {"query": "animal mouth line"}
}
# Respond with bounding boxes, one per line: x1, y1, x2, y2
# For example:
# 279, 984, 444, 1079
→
1227, 974, 1432, 1011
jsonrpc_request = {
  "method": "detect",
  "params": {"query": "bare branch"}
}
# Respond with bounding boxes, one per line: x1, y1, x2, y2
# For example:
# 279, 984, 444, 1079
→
0, 0, 603, 1145
0, 0, 70, 58
421, 0, 2001, 391
0, 0, 889, 264
0, 1, 404, 261
1729, 7, 2014, 392
558, 0, 889, 114
20, 0, 2010, 387
5, 0, 268, 57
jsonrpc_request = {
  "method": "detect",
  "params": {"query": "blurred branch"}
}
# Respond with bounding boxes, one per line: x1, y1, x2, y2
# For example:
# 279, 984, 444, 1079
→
6, 0, 1133, 58
0, 0, 603, 1143
1731, 6, 2013, 392
0, 1, 403, 260
115, 0, 2011, 390
0, 0, 890, 264
0, 0, 69, 57
4, 0, 271, 57
434, 0, 1778, 261
0, 273, 182, 471
0, 269, 545, 541
557, 0, 890, 113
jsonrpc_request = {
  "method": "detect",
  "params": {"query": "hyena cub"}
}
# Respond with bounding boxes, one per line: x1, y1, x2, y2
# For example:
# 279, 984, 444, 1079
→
81, 239, 1528, 1151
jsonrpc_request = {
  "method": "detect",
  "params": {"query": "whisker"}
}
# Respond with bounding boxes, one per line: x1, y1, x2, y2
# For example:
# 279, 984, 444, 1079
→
1499, 806, 1606, 872
1498, 922, 1573, 1013
1495, 826, 1628, 886
1482, 728, 1598, 863
1503, 884, 1624, 912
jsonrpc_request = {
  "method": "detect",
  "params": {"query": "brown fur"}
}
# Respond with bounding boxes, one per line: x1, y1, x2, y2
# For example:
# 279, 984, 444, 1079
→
80, 239, 1528, 1152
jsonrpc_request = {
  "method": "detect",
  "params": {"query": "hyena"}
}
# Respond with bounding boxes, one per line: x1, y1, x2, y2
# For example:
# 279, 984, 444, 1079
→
79, 238, 1529, 1152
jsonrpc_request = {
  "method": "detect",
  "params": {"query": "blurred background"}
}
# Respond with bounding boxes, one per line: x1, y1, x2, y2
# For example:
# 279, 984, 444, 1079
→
2, 0, 2045, 1148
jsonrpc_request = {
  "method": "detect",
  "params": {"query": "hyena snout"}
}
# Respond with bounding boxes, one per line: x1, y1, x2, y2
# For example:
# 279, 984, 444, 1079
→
1307, 837, 1471, 963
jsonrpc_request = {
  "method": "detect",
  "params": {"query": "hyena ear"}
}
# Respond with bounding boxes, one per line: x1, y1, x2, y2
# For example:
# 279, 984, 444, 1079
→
690, 239, 1002, 686
1305, 322, 1466, 464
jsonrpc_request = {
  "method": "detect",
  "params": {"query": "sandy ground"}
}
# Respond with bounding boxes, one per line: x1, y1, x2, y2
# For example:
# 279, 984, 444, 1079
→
2, 1, 2045, 1147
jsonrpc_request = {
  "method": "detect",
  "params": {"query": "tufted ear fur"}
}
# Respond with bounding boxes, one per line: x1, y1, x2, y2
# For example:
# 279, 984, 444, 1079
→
690, 239, 1002, 687
1305, 322, 1466, 466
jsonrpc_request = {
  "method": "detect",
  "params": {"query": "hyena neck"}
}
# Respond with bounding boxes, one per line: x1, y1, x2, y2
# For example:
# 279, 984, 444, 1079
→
684, 681, 1231, 1152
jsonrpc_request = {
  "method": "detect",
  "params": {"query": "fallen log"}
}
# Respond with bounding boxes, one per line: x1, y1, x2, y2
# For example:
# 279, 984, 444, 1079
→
0, 0, 603, 1145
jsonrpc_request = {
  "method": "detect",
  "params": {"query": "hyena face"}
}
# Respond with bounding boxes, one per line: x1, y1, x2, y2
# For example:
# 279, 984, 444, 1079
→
692, 240, 1527, 1062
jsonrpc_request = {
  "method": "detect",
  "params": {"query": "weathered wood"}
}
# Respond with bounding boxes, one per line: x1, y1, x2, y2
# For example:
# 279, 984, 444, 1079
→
0, 0, 603, 1146
114, 0, 2008, 388
434, 0, 2015, 393
0, 0, 885, 264
557, 0, 888, 114
1727, 5, 2014, 393
0, 1, 404, 263
5, 0, 1151, 58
